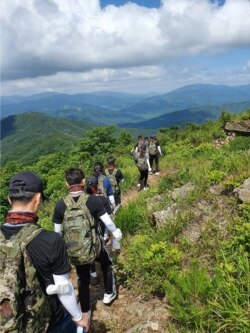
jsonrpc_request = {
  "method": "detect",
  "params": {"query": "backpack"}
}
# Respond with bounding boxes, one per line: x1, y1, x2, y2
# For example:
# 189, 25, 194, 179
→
148, 141, 158, 155
97, 175, 107, 197
105, 168, 119, 194
62, 194, 101, 266
137, 156, 148, 171
0, 224, 51, 333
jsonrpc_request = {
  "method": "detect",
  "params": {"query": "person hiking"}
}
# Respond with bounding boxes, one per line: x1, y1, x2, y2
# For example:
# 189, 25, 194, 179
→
0, 171, 87, 333
53, 168, 122, 316
105, 156, 124, 214
131, 135, 144, 163
135, 144, 151, 191
148, 134, 162, 175
85, 175, 121, 286
93, 162, 115, 210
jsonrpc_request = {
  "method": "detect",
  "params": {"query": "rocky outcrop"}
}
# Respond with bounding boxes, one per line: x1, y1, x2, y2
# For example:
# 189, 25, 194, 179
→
225, 119, 250, 136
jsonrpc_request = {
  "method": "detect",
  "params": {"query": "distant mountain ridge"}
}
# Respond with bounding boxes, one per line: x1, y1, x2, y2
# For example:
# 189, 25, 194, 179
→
120, 100, 250, 129
1, 84, 250, 126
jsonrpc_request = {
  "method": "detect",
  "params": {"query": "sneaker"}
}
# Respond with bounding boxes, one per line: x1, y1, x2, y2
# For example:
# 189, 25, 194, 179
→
103, 290, 117, 305
90, 275, 99, 286
155, 172, 160, 175
137, 183, 141, 189
143, 187, 148, 191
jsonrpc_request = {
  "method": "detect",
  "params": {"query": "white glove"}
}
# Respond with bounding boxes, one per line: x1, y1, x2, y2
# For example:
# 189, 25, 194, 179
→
112, 228, 122, 241
46, 280, 70, 295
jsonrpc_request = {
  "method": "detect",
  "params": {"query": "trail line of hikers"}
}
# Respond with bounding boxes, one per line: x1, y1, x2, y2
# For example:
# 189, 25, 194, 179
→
0, 134, 162, 333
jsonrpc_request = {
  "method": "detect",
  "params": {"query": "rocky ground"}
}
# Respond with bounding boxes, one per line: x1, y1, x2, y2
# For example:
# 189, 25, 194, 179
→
71, 172, 169, 333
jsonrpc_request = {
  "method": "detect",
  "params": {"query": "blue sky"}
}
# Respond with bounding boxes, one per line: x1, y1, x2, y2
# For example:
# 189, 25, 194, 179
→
1, 0, 250, 95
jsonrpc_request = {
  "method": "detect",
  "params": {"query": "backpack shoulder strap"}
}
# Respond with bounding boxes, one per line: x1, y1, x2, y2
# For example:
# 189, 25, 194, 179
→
16, 224, 43, 249
0, 224, 43, 249
64, 193, 88, 209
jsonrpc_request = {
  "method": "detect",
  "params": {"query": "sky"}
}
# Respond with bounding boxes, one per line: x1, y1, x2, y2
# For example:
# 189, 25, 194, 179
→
1, 0, 250, 96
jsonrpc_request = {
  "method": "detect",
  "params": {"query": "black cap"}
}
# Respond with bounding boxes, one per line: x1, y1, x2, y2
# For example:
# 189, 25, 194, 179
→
86, 176, 98, 186
9, 171, 45, 199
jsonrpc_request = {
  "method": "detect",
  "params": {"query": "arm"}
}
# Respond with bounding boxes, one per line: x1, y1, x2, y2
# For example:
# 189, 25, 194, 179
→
99, 212, 122, 241
157, 145, 162, 156
47, 274, 89, 330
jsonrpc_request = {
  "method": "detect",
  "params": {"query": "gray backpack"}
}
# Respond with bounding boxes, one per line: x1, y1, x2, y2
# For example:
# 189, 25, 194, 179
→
137, 156, 148, 171
63, 194, 101, 266
148, 141, 158, 155
105, 168, 119, 194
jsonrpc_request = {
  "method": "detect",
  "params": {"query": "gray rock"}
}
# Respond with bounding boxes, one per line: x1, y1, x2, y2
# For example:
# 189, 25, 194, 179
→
170, 182, 195, 201
234, 178, 250, 203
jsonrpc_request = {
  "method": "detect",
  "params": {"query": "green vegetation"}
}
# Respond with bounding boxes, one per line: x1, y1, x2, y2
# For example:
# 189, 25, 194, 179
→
0, 110, 250, 332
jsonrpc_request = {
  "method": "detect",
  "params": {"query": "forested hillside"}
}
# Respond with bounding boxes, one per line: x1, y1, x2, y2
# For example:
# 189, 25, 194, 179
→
0, 112, 93, 166
0, 111, 249, 332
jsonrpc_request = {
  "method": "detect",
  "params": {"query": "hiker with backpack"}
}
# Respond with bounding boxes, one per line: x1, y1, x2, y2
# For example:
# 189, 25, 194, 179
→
148, 134, 162, 175
0, 171, 87, 333
135, 144, 151, 191
53, 168, 122, 321
85, 175, 121, 286
93, 161, 116, 210
105, 156, 124, 214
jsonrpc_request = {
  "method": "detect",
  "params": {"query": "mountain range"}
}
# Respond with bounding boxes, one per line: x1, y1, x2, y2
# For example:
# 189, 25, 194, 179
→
1, 83, 250, 166
1, 84, 250, 126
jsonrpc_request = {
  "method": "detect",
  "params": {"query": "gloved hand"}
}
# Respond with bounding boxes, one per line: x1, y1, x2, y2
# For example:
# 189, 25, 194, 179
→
46, 280, 70, 295
112, 228, 122, 241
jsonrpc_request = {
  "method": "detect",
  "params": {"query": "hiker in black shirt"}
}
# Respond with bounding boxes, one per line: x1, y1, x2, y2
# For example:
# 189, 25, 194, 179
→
53, 168, 122, 322
0, 171, 87, 333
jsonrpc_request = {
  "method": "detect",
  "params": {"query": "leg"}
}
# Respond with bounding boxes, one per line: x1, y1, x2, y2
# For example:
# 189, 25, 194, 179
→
149, 154, 154, 170
143, 170, 149, 188
48, 311, 77, 333
75, 264, 91, 313
96, 246, 116, 304
139, 169, 144, 190
155, 154, 159, 173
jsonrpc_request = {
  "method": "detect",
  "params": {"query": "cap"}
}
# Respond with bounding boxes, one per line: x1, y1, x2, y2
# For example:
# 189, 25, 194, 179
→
86, 176, 98, 186
8, 171, 45, 199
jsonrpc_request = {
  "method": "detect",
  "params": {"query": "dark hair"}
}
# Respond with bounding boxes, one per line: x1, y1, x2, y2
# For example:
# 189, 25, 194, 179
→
94, 162, 104, 174
137, 135, 142, 139
107, 156, 116, 165
65, 167, 85, 185
8, 190, 36, 203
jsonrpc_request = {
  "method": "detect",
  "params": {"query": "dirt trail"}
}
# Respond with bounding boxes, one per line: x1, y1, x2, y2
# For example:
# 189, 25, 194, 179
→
87, 171, 167, 332
122, 172, 163, 207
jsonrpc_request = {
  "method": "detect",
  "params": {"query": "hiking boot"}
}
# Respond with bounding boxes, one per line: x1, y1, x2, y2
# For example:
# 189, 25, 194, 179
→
103, 289, 117, 305
90, 275, 99, 286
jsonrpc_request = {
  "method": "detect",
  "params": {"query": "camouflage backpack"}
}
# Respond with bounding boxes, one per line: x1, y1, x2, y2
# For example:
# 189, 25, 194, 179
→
97, 175, 107, 197
0, 224, 51, 333
137, 156, 148, 171
63, 194, 101, 266
105, 168, 119, 194
148, 141, 158, 155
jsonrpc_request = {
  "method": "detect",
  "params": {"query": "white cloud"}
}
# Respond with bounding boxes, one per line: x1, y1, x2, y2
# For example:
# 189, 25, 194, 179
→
1, 0, 250, 93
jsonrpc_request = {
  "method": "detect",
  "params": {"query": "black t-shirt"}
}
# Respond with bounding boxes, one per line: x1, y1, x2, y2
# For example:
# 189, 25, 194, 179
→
0, 224, 71, 330
53, 194, 107, 224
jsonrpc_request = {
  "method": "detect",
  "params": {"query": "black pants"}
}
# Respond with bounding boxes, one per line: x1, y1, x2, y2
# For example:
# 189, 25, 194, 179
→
149, 154, 159, 172
139, 169, 148, 189
76, 245, 114, 312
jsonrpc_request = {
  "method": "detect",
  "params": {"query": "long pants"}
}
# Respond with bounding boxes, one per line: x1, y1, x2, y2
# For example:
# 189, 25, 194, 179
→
149, 154, 159, 172
139, 169, 149, 189
76, 245, 114, 312
48, 311, 78, 333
